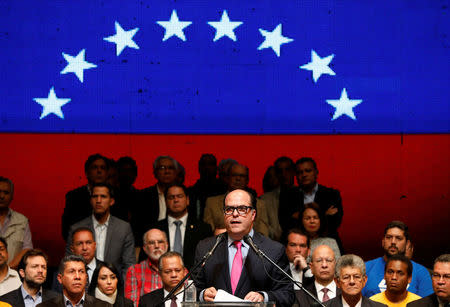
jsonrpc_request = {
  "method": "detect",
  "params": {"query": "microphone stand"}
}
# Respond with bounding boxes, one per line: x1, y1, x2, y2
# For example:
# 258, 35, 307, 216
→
162, 234, 224, 304
245, 236, 325, 307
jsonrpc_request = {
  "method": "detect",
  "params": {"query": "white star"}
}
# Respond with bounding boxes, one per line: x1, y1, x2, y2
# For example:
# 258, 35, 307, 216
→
33, 87, 71, 120
300, 50, 336, 83
207, 10, 243, 42
257, 24, 293, 57
156, 10, 192, 41
326, 88, 363, 121
60, 49, 97, 83
104, 21, 140, 56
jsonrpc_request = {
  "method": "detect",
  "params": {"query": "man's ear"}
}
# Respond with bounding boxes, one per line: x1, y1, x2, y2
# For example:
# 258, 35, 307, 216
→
19, 269, 25, 279
57, 273, 63, 284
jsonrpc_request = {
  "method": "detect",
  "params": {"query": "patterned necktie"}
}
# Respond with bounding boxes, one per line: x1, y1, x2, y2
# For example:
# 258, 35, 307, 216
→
170, 296, 177, 307
231, 241, 243, 294
173, 220, 182, 254
322, 287, 330, 302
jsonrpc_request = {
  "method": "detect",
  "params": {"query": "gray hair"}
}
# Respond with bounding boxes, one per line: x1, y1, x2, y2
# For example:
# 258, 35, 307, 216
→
158, 251, 184, 272
435, 254, 450, 264
153, 156, 179, 172
335, 254, 366, 278
143, 228, 168, 245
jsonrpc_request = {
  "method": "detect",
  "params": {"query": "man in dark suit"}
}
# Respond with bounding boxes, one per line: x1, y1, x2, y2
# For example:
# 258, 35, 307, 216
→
134, 156, 180, 249
65, 183, 135, 279
138, 252, 185, 307
407, 254, 450, 307
36, 255, 110, 307
61, 154, 110, 241
0, 249, 57, 306
325, 254, 387, 307
154, 184, 212, 270
194, 189, 294, 307
278, 157, 343, 248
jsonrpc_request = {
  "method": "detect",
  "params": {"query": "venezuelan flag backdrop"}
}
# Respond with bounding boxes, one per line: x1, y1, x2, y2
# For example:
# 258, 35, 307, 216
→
1, 1, 449, 266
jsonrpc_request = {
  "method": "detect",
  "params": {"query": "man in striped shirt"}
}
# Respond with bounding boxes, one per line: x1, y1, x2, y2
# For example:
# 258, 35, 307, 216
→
125, 229, 168, 306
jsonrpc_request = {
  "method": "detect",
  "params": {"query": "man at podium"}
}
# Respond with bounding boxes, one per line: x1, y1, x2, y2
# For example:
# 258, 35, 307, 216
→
194, 189, 294, 307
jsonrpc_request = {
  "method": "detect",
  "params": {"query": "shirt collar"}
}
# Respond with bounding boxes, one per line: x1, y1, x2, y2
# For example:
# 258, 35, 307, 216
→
163, 287, 184, 301
227, 228, 254, 248
92, 213, 110, 227
168, 213, 188, 225
20, 285, 42, 300
315, 279, 336, 294
301, 183, 319, 195
63, 293, 85, 306
87, 257, 96, 271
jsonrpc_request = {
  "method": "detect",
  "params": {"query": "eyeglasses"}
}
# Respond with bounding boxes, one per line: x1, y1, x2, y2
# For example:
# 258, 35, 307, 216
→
224, 206, 253, 216
340, 274, 364, 283
166, 193, 186, 200
432, 273, 450, 282
313, 258, 335, 264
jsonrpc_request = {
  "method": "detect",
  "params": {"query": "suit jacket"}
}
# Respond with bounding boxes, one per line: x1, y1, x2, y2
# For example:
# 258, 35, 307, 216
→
111, 295, 134, 307
133, 185, 160, 247
325, 294, 388, 307
36, 294, 112, 307
194, 232, 294, 307
66, 215, 135, 279
138, 288, 164, 307
260, 186, 284, 240
61, 185, 92, 240
0, 287, 58, 307
279, 184, 343, 247
203, 194, 270, 237
154, 214, 212, 270
294, 280, 342, 307
406, 294, 441, 307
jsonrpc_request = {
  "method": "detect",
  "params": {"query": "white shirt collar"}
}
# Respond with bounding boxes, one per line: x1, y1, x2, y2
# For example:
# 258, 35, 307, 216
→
168, 213, 188, 226
92, 213, 110, 227
315, 279, 337, 294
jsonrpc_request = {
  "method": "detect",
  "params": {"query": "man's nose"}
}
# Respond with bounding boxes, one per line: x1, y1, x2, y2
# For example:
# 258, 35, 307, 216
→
74, 271, 81, 279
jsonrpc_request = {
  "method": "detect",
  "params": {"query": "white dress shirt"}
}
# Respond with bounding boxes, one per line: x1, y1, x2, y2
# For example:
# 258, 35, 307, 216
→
92, 214, 110, 261
157, 186, 167, 221
163, 288, 184, 307
303, 183, 319, 204
315, 280, 337, 301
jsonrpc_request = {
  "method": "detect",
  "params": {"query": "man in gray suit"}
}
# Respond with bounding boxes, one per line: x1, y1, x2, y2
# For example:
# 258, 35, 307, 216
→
66, 183, 135, 279
325, 254, 387, 307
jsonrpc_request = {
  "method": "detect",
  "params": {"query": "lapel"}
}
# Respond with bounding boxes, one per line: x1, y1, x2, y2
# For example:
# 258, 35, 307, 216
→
152, 185, 160, 217
104, 216, 114, 258
234, 234, 258, 297
14, 288, 26, 307
183, 215, 195, 252
221, 234, 232, 293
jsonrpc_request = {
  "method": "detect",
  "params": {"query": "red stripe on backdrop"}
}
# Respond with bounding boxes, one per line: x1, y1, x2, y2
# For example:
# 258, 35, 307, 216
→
1, 133, 449, 267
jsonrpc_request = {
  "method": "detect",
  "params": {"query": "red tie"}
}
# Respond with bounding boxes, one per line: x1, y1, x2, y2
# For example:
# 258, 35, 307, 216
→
322, 288, 330, 302
230, 241, 243, 294
170, 297, 177, 307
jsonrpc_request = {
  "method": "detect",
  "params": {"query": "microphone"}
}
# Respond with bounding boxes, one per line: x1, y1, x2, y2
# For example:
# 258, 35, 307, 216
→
243, 234, 263, 257
202, 232, 226, 261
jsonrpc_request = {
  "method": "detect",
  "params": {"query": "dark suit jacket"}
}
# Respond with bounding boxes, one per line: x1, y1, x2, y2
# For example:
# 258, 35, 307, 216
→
194, 232, 294, 307
36, 294, 112, 307
154, 214, 212, 270
279, 184, 344, 248
406, 294, 441, 307
138, 288, 164, 307
66, 216, 135, 279
133, 185, 160, 246
325, 294, 388, 307
112, 295, 134, 307
294, 280, 342, 307
0, 287, 58, 307
61, 185, 92, 240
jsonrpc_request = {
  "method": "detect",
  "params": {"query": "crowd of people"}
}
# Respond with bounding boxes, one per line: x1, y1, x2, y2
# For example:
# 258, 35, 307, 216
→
0, 153, 448, 307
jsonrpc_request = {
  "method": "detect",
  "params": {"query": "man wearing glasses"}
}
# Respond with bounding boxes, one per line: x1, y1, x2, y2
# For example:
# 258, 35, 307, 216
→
194, 189, 294, 307
296, 245, 340, 305
407, 254, 450, 307
324, 254, 387, 306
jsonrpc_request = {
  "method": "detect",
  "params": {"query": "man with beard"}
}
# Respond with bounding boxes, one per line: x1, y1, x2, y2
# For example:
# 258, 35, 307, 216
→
370, 255, 421, 306
363, 221, 433, 298
0, 249, 57, 306
125, 229, 168, 306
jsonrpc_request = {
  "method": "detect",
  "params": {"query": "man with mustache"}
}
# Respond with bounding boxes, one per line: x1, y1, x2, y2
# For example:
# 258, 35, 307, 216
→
370, 255, 421, 306
125, 229, 168, 306
0, 249, 57, 306
363, 221, 433, 298
407, 254, 450, 307
36, 255, 110, 307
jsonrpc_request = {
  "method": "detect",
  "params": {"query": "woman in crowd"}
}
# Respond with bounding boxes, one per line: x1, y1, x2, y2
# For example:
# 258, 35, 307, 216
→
300, 202, 342, 258
89, 262, 133, 307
